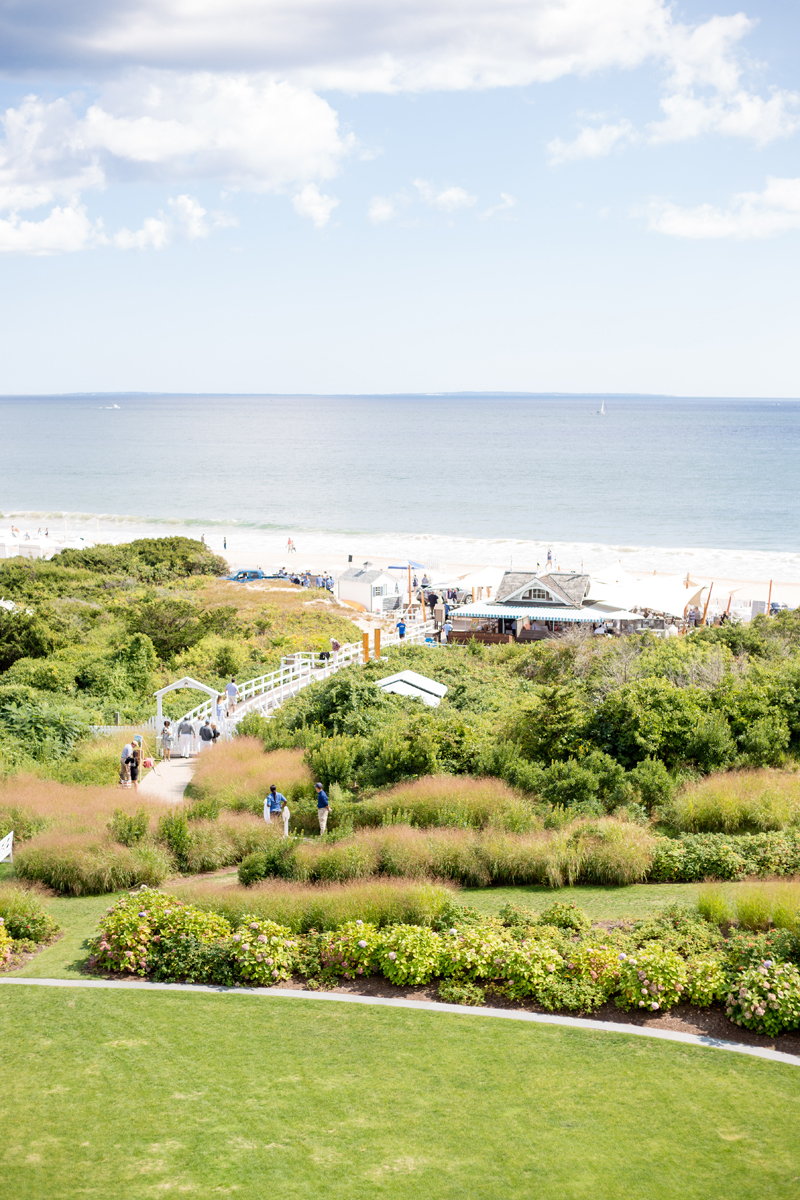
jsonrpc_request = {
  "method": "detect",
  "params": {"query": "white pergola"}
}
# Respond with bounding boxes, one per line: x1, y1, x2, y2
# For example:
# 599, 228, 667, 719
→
154, 677, 218, 733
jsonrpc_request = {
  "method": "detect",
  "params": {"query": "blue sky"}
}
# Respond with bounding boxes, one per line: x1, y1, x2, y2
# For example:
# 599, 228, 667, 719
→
0, 0, 798, 396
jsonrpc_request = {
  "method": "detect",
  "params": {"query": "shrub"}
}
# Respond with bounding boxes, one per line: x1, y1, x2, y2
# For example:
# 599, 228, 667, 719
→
316, 919, 383, 980
238, 839, 297, 886
149, 936, 237, 986
173, 878, 456, 933
185, 795, 221, 822
685, 957, 728, 1005
15, 836, 172, 895
724, 929, 800, 975
439, 925, 515, 982
108, 807, 150, 846
231, 918, 298, 984
564, 944, 621, 1000
157, 810, 191, 867
628, 757, 675, 813
0, 920, 12, 963
538, 899, 591, 932
493, 939, 564, 1001
616, 947, 688, 1011
375, 925, 443, 985
667, 770, 800, 834
437, 980, 486, 1006
0, 884, 59, 942
725, 960, 800, 1037
650, 831, 800, 882
89, 890, 231, 975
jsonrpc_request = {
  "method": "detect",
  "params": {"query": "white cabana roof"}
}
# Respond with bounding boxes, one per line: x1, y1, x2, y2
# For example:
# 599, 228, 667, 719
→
452, 603, 641, 623
375, 669, 448, 707
589, 566, 707, 617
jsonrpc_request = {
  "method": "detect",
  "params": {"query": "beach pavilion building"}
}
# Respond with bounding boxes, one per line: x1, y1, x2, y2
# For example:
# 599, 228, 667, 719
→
449, 570, 642, 642
336, 564, 404, 613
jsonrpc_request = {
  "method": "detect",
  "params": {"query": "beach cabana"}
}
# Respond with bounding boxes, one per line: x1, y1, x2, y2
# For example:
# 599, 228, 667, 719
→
375, 670, 448, 708
336, 566, 402, 613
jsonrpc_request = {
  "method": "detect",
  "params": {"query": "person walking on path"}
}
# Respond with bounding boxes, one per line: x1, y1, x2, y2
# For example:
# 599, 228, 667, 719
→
281, 796, 291, 838
225, 678, 239, 715
264, 784, 286, 826
199, 720, 214, 751
210, 723, 221, 745
119, 741, 133, 786
315, 782, 330, 833
215, 694, 226, 726
330, 637, 341, 664
395, 618, 406, 639
160, 721, 173, 761
178, 718, 194, 758
441, 618, 453, 644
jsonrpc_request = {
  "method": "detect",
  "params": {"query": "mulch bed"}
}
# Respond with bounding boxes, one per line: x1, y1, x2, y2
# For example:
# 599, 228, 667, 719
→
270, 974, 800, 1059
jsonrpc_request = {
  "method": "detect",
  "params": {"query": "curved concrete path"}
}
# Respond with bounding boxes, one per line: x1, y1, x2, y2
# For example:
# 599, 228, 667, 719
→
1, 978, 796, 1068
139, 756, 195, 803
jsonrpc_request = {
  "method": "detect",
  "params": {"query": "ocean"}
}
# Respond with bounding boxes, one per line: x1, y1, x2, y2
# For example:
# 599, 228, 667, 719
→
2, 393, 799, 582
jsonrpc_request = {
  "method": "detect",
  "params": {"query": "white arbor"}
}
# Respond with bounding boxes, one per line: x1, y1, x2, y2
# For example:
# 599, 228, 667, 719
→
154, 677, 219, 733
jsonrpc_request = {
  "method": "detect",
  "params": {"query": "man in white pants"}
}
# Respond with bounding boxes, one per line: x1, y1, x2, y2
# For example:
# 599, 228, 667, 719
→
177, 718, 194, 758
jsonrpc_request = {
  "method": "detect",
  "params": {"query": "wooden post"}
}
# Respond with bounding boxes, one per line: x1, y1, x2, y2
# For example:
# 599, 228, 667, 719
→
375, 628, 381, 659
767, 579, 773, 615
472, 587, 476, 603
701, 582, 713, 627
727, 595, 732, 615
362, 632, 369, 663
407, 565, 412, 612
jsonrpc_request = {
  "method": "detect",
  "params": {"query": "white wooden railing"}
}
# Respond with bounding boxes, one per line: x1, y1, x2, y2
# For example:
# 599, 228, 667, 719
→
178, 619, 437, 732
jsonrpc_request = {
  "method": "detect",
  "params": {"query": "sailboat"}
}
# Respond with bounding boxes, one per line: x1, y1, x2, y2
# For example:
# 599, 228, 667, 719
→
597, 400, 606, 415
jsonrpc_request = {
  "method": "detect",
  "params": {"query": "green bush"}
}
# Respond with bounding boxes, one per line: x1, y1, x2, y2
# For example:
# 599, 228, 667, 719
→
616, 947, 688, 1012
316, 919, 383, 980
157, 811, 191, 867
650, 831, 800, 882
538, 899, 591, 932
375, 924, 443, 985
725, 960, 800, 1037
232, 918, 298, 984
0, 884, 59, 942
437, 980, 487, 1006
89, 890, 231, 975
108, 807, 150, 846
238, 840, 296, 886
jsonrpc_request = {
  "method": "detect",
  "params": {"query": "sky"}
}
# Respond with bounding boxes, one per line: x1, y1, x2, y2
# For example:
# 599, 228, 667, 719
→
0, 0, 799, 396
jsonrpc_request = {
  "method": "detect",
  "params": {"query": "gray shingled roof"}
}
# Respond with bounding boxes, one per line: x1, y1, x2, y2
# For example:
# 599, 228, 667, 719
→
494, 570, 589, 608
338, 567, 388, 585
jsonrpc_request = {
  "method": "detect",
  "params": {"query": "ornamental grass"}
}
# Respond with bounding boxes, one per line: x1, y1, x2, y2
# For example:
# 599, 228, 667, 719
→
698, 879, 800, 932
186, 740, 313, 813
171, 876, 455, 932
0, 775, 164, 840
354, 774, 541, 832
14, 833, 172, 895
667, 769, 800, 834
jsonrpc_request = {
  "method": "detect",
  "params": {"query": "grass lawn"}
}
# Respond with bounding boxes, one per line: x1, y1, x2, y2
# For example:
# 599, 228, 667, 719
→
1, 987, 798, 1200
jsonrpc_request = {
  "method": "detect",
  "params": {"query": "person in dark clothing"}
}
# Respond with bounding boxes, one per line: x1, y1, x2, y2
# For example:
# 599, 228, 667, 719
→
125, 747, 141, 792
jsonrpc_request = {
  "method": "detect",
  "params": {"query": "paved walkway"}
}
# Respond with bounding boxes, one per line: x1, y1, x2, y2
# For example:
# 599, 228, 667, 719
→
1, 978, 796, 1068
139, 755, 195, 803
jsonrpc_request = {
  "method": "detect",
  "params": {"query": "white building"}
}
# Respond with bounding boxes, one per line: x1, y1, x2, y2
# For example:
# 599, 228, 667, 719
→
336, 566, 403, 614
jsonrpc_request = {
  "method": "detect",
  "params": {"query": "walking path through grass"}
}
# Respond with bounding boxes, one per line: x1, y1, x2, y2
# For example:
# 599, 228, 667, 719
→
138, 755, 194, 803
1, 986, 797, 1199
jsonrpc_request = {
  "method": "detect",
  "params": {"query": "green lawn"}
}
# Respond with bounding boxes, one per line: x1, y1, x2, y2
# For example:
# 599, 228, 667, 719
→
462, 882, 706, 920
1, 987, 797, 1200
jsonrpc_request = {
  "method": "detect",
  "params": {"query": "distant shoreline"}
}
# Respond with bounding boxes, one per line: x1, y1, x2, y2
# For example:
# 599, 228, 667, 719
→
1, 393, 799, 402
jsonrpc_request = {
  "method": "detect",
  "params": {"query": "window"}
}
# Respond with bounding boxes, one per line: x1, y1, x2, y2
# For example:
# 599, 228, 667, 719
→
372, 584, 386, 597
522, 587, 548, 601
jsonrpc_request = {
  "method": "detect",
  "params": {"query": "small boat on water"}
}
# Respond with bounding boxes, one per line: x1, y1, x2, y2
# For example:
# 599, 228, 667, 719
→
598, 400, 606, 415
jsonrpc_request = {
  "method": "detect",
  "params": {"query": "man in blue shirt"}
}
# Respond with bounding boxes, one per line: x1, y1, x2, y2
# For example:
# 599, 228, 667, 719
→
396, 619, 406, 639
315, 782, 331, 833
264, 784, 287, 825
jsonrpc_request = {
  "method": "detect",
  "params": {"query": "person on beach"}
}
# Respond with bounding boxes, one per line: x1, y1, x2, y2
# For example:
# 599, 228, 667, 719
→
223, 537, 227, 550
264, 784, 286, 826
396, 618, 406, 639
315, 782, 330, 833
199, 720, 214, 751
120, 741, 133, 786
178, 718, 194, 758
225, 678, 239, 714
160, 721, 173, 761
281, 796, 291, 838
546, 548, 553, 568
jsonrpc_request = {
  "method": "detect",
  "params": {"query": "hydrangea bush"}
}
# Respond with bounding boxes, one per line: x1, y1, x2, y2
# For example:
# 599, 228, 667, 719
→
725, 960, 800, 1037
232, 918, 298, 985
89, 889, 231, 975
439, 926, 515, 983
375, 925, 443, 985
316, 920, 382, 980
616, 947, 688, 1012
0, 919, 12, 964
685, 957, 728, 1006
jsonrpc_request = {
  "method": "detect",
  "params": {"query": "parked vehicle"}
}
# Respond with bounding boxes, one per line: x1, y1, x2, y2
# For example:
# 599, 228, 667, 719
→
225, 568, 277, 582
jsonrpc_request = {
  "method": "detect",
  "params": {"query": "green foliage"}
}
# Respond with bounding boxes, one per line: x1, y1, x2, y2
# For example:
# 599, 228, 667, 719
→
650, 830, 800, 882
375, 924, 443, 985
54, 536, 227, 581
616, 947, 688, 1012
627, 757, 675, 812
725, 960, 800, 1037
0, 698, 92, 760
0, 884, 59, 942
157, 810, 191, 867
89, 889, 231, 975
231, 918, 298, 984
538, 899, 591, 932
316, 919, 383, 981
108, 807, 150, 846
508, 685, 587, 762
238, 840, 296, 885
437, 979, 486, 1006
0, 606, 57, 671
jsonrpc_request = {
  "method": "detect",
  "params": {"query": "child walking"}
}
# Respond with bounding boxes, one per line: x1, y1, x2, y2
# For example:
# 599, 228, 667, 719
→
160, 720, 173, 761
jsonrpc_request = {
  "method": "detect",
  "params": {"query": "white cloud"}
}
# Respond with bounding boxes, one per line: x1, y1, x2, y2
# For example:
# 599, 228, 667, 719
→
292, 183, 338, 227
414, 180, 476, 212
367, 195, 397, 224
112, 215, 171, 250
480, 193, 517, 219
0, 205, 100, 255
646, 177, 800, 239
548, 120, 635, 164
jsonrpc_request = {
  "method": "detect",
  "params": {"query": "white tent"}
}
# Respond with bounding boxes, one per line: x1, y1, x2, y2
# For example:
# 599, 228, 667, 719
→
588, 566, 707, 617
